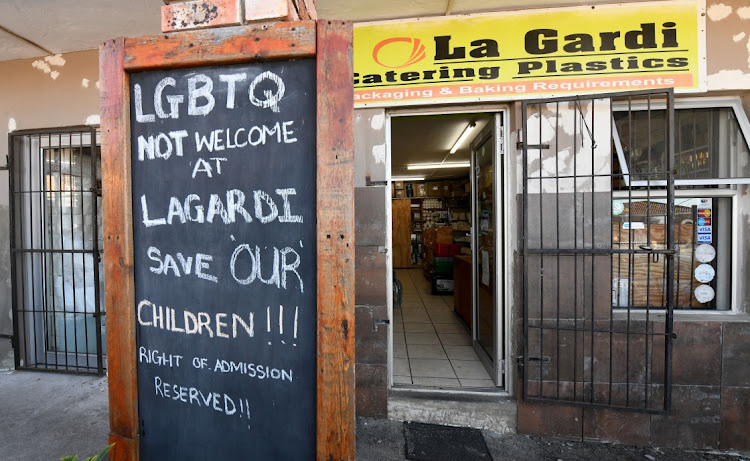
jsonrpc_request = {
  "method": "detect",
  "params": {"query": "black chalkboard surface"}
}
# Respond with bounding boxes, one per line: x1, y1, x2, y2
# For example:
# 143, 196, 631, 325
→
130, 59, 316, 459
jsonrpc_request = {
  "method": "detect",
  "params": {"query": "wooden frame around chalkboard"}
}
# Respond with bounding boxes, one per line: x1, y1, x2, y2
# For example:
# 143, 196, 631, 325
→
99, 20, 354, 461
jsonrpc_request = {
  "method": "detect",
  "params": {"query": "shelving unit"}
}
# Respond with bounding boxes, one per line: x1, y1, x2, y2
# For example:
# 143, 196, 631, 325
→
447, 196, 471, 251
392, 197, 425, 268
392, 179, 471, 270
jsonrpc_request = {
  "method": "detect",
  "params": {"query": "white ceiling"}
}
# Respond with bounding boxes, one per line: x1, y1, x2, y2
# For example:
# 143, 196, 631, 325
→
0, 0, 653, 62
0, 0, 162, 61
391, 114, 491, 180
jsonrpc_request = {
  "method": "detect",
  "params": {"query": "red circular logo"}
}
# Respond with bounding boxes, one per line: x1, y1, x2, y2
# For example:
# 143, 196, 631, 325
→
372, 37, 426, 68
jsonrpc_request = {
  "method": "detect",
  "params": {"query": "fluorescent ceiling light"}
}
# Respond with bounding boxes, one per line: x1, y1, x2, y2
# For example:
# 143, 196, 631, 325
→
450, 122, 476, 154
392, 175, 425, 181
407, 162, 470, 170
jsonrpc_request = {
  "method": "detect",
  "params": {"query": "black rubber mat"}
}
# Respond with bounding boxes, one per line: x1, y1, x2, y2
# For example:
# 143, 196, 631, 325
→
404, 421, 492, 461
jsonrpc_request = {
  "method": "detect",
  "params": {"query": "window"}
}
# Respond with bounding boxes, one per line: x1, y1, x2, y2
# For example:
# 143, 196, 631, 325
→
614, 100, 750, 187
611, 98, 750, 311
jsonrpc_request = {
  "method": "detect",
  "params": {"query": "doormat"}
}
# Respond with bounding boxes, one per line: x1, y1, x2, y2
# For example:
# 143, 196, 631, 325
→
404, 422, 492, 461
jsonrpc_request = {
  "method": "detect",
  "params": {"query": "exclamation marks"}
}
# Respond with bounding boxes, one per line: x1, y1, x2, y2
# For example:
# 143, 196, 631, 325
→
238, 398, 251, 429
264, 305, 300, 346
293, 306, 298, 347
267, 306, 272, 345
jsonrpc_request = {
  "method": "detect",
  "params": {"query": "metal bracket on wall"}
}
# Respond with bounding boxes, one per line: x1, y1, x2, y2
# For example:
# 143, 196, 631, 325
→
0, 334, 14, 348
373, 318, 390, 332
516, 141, 549, 150
515, 355, 551, 367
516, 129, 549, 150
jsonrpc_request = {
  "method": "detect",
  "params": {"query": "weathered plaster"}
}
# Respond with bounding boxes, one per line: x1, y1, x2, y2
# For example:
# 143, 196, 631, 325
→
354, 108, 388, 186
0, 206, 11, 338
31, 54, 66, 80
707, 3, 732, 21
706, 0, 750, 90
0, 49, 100, 170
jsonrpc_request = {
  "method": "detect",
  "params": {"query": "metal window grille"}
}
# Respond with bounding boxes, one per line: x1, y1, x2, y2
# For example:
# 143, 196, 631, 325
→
522, 90, 675, 413
9, 127, 105, 375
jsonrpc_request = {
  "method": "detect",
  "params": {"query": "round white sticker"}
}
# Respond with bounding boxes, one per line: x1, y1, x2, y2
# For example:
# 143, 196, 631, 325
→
612, 201, 625, 216
694, 264, 716, 283
694, 284, 715, 304
695, 244, 716, 263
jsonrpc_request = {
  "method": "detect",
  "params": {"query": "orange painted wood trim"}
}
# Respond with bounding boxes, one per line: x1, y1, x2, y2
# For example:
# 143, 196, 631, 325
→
123, 21, 316, 71
99, 37, 139, 461
108, 434, 138, 461
316, 19, 356, 461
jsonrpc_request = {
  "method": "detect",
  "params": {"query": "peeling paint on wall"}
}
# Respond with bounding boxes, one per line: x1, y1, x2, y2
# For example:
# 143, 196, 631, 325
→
32, 59, 52, 74
85, 115, 100, 126
707, 3, 733, 21
372, 143, 386, 164
81, 78, 90, 88
524, 100, 611, 194
45, 54, 66, 67
708, 69, 750, 87
31, 54, 66, 80
370, 113, 385, 130
7, 118, 16, 132
706, 0, 750, 89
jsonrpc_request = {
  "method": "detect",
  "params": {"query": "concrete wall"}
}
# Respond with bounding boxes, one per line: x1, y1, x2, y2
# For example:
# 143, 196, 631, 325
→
0, 49, 100, 368
517, 318, 750, 450
353, 108, 390, 417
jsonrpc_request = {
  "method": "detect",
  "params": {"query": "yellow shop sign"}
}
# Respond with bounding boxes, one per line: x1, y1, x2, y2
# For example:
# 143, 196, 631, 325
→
353, 1, 704, 106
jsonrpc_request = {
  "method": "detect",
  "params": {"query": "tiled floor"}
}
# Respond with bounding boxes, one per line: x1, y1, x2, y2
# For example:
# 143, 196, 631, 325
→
393, 269, 495, 389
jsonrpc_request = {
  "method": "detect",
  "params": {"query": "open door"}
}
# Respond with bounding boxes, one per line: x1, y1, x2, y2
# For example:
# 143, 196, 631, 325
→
471, 113, 504, 386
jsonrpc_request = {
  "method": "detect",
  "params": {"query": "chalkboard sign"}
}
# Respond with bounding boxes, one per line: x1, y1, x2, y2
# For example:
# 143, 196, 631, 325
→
129, 59, 317, 459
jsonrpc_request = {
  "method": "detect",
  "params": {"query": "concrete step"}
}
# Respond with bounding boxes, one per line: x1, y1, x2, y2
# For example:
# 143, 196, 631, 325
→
388, 389, 517, 434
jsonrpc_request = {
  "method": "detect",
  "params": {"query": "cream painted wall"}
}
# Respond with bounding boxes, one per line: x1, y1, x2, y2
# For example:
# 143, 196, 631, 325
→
0, 49, 101, 206
706, 0, 750, 91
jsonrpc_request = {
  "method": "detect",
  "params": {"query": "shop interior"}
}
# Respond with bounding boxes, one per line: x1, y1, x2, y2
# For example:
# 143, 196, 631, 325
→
390, 113, 500, 390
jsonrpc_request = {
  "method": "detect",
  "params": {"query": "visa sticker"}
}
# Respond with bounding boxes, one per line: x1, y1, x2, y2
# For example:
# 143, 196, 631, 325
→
697, 233, 712, 243
697, 226, 712, 234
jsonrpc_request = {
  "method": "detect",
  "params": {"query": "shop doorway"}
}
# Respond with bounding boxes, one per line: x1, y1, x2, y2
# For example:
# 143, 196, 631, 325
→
389, 111, 507, 391
9, 127, 105, 375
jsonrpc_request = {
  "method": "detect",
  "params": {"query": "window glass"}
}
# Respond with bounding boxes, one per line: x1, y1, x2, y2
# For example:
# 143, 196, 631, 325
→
611, 197, 731, 310
614, 107, 750, 185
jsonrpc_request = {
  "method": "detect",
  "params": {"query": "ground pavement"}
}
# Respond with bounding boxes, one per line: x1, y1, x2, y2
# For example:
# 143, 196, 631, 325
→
0, 370, 747, 460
